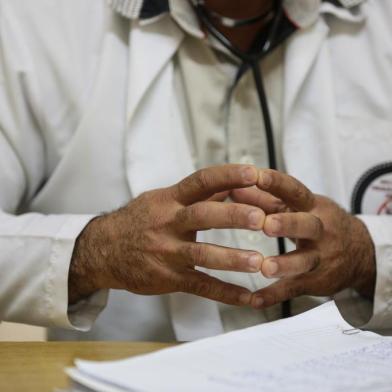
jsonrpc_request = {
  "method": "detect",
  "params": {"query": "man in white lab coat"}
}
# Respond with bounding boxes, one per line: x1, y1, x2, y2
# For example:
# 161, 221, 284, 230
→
0, 0, 391, 341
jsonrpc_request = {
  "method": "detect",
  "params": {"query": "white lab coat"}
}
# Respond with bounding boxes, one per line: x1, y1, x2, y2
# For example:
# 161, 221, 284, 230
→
0, 0, 391, 340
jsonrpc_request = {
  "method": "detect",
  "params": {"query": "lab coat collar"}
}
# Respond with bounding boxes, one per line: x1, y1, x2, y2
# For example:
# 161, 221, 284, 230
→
108, 0, 366, 29
126, 15, 184, 124
284, 0, 366, 119
284, 18, 329, 122
284, 0, 366, 28
120, 0, 365, 126
108, 0, 168, 20
320, 1, 366, 23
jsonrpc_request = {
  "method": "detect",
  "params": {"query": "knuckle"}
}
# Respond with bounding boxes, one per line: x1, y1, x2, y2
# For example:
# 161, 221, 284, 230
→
194, 203, 209, 223
210, 284, 227, 302
265, 290, 279, 306
266, 215, 282, 235
231, 188, 245, 201
227, 251, 244, 270
139, 189, 155, 200
158, 236, 179, 256
175, 207, 188, 226
176, 203, 208, 227
134, 190, 157, 211
146, 233, 173, 257
176, 178, 189, 201
227, 204, 241, 226
310, 254, 321, 271
194, 169, 211, 191
315, 218, 324, 238
291, 179, 310, 205
301, 284, 312, 296
188, 243, 208, 266
187, 279, 211, 296
275, 200, 288, 213
286, 283, 303, 300
266, 169, 278, 186
300, 257, 311, 273
292, 181, 305, 203
171, 275, 184, 292
187, 204, 207, 225
307, 191, 316, 209
266, 168, 276, 175
288, 214, 298, 233
180, 243, 194, 261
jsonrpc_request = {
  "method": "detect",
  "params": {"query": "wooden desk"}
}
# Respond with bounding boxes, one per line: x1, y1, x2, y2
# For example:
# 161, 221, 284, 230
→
0, 341, 175, 392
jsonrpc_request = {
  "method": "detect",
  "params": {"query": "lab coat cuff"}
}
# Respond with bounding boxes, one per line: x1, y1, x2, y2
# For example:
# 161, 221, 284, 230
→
356, 215, 392, 330
67, 290, 109, 331
48, 214, 108, 331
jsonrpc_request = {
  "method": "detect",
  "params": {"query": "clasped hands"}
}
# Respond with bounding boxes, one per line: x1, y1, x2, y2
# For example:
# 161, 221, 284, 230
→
69, 165, 376, 308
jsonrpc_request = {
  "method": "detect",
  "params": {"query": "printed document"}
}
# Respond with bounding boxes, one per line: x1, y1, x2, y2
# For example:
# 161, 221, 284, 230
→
66, 301, 392, 391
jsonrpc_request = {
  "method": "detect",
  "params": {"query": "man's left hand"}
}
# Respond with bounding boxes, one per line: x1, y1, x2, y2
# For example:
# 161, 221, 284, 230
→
231, 170, 377, 309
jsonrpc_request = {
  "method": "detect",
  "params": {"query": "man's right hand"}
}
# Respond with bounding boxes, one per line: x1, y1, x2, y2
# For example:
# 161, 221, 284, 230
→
68, 165, 266, 306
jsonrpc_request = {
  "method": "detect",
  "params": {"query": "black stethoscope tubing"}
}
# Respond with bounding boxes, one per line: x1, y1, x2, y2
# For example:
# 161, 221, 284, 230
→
193, 0, 291, 318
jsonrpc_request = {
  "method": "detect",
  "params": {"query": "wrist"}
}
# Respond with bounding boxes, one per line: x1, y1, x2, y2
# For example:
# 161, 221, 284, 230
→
350, 216, 376, 299
68, 215, 107, 304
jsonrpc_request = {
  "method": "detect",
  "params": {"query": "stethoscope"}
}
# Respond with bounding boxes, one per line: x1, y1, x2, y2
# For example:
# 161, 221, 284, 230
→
192, 0, 291, 318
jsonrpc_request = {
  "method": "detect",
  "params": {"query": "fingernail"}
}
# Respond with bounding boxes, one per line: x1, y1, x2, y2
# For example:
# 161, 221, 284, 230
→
248, 254, 262, 271
260, 172, 272, 188
265, 260, 279, 277
241, 167, 256, 183
248, 210, 263, 229
253, 296, 264, 308
239, 292, 252, 305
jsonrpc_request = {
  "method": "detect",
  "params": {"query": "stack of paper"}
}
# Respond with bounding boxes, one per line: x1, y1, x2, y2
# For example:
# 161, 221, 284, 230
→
66, 301, 392, 391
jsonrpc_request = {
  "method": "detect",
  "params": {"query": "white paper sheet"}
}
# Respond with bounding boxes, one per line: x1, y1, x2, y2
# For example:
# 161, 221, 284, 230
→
67, 302, 392, 392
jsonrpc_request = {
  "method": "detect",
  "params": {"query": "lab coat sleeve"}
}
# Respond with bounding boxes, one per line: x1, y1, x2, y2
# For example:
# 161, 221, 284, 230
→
357, 215, 392, 330
0, 11, 108, 330
335, 215, 392, 332
0, 131, 108, 330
